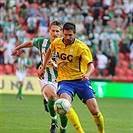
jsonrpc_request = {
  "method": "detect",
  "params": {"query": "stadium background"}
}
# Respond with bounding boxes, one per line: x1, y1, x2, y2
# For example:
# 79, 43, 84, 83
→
0, 0, 133, 133
0, 0, 133, 96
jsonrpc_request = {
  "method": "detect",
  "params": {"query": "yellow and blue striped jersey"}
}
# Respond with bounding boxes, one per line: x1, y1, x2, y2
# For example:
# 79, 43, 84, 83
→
50, 37, 93, 82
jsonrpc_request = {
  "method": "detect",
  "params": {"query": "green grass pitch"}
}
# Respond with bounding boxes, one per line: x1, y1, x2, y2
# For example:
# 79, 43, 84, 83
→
0, 94, 133, 133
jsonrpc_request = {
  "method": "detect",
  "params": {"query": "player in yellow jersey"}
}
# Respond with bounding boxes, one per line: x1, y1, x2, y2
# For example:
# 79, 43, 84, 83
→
12, 21, 84, 133
38, 22, 105, 133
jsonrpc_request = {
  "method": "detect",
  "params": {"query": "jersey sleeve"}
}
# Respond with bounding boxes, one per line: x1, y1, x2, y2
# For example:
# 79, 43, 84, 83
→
81, 44, 93, 64
50, 39, 56, 53
33, 38, 44, 49
27, 58, 31, 65
14, 58, 18, 63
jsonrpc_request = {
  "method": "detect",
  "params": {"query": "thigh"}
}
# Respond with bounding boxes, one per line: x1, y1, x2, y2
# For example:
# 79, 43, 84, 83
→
75, 80, 95, 103
57, 81, 76, 99
40, 80, 57, 100
16, 71, 25, 82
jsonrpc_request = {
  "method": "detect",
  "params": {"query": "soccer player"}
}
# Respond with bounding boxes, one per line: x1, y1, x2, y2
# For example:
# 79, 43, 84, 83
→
12, 21, 84, 133
14, 50, 31, 100
38, 22, 105, 133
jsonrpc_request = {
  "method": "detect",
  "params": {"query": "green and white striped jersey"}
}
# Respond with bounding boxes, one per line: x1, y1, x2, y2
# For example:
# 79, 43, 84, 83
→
33, 38, 58, 82
14, 58, 31, 73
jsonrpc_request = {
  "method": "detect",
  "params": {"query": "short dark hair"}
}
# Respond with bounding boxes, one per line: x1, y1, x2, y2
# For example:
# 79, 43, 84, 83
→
63, 22, 76, 33
20, 50, 26, 53
50, 20, 63, 30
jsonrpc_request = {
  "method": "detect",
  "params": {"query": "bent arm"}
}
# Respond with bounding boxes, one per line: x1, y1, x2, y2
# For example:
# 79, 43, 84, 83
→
38, 48, 52, 79
42, 48, 52, 69
12, 41, 33, 56
86, 63, 95, 77
82, 63, 95, 80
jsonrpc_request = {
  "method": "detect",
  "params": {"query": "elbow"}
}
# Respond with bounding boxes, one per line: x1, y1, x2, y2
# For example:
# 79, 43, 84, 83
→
89, 62, 95, 73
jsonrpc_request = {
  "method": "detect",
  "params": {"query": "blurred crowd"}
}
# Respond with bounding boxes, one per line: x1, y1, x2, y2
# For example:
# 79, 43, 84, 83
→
0, 0, 133, 78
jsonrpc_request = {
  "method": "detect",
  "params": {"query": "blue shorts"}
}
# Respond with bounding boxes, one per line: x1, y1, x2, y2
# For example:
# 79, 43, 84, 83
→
57, 79, 95, 103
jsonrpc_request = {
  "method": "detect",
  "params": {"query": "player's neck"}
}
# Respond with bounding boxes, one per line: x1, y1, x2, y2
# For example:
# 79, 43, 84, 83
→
62, 38, 75, 46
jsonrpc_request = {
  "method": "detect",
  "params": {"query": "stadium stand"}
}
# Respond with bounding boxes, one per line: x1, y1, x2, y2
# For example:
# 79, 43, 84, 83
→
0, 0, 133, 82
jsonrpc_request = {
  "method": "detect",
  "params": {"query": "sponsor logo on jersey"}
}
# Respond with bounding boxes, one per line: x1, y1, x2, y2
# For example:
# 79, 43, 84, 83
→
57, 52, 73, 62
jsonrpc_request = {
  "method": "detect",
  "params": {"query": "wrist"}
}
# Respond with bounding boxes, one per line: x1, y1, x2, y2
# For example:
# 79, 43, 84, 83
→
42, 66, 46, 70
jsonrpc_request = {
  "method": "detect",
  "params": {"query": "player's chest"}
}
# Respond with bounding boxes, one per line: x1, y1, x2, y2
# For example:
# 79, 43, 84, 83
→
56, 45, 80, 62
18, 58, 26, 65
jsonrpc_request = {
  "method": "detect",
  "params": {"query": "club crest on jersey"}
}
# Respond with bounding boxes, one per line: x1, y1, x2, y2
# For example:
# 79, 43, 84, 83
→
57, 52, 73, 62
70, 48, 73, 52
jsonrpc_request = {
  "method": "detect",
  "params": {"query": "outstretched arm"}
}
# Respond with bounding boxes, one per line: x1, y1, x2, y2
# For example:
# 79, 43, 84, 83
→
11, 41, 33, 56
38, 48, 52, 79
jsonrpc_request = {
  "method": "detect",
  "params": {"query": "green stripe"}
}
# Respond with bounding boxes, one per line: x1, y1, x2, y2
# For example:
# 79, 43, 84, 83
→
45, 39, 50, 52
46, 67, 52, 81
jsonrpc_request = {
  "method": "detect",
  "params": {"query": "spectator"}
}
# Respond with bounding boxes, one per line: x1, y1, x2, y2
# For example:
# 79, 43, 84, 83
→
110, 28, 121, 55
0, 39, 4, 64
85, 17, 95, 35
75, 19, 85, 34
120, 28, 131, 53
27, 14, 37, 34
102, 9, 111, 26
9, 33, 17, 45
114, 0, 124, 15
3, 39, 15, 65
57, 0, 66, 12
39, 2, 50, 15
129, 40, 133, 61
27, 3, 37, 17
49, 2, 58, 14
1, 17, 11, 39
96, 50, 108, 77
84, 35, 92, 48
37, 11, 48, 37
112, 14, 128, 28
99, 28, 110, 53
64, 2, 74, 16
107, 52, 117, 78
94, 18, 103, 33
92, 0, 103, 20
16, 26, 27, 42
103, 0, 112, 9
80, 0, 89, 17
20, 0, 27, 18
0, 7, 7, 21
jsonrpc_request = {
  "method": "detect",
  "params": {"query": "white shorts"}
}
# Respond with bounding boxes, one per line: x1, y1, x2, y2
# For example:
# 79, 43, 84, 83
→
4, 55, 14, 64
16, 71, 26, 83
38, 79, 57, 101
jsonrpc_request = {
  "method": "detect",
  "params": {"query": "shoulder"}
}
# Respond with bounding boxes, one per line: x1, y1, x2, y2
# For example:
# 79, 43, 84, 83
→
33, 38, 45, 43
14, 58, 19, 62
52, 37, 63, 43
75, 38, 89, 49
33, 37, 50, 46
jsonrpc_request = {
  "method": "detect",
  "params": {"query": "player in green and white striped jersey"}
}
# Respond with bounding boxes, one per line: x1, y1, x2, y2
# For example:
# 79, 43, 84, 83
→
14, 50, 31, 100
12, 21, 84, 133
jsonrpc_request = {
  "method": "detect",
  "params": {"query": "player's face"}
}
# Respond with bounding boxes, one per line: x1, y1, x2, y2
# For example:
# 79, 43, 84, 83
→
49, 25, 62, 42
63, 29, 75, 45
20, 52, 26, 58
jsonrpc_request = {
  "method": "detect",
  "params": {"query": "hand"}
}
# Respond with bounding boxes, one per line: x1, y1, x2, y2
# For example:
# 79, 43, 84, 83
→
11, 49, 19, 56
47, 59, 57, 68
82, 74, 89, 81
47, 58, 54, 66
38, 68, 45, 79
24, 63, 28, 67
